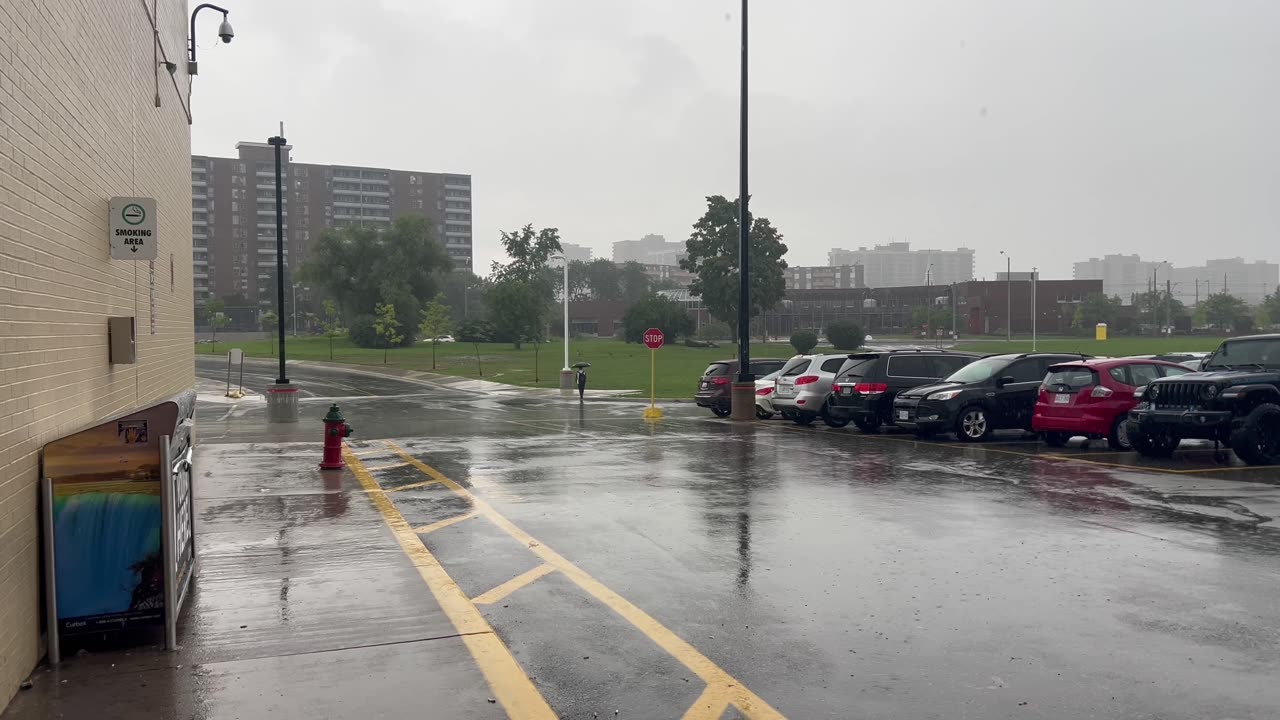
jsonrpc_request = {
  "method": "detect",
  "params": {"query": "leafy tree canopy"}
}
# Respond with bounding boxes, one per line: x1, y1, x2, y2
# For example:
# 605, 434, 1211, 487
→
679, 195, 788, 327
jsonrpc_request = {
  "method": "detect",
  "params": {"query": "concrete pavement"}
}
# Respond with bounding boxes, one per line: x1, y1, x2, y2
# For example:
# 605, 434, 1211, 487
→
8, 358, 1280, 719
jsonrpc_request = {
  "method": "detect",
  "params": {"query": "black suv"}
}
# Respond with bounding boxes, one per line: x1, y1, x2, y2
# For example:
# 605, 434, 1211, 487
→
1128, 334, 1280, 464
893, 353, 1088, 441
828, 350, 980, 432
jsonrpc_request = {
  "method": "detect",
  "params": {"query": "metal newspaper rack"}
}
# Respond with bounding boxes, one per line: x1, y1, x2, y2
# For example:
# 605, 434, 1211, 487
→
40, 390, 199, 663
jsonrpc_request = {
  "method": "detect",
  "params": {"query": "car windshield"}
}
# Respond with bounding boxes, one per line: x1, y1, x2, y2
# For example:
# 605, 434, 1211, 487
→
702, 363, 731, 377
1202, 339, 1280, 370
835, 358, 876, 382
943, 356, 1010, 384
782, 359, 813, 377
1044, 367, 1096, 390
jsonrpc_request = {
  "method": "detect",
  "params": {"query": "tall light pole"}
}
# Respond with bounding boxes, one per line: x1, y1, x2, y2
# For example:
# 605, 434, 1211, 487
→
731, 0, 754, 421
269, 131, 288, 384
1152, 260, 1168, 336
552, 254, 572, 395
1031, 267, 1037, 351
999, 251, 1011, 342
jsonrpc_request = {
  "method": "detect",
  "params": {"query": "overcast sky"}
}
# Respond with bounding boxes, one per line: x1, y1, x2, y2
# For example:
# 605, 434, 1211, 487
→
190, 0, 1280, 279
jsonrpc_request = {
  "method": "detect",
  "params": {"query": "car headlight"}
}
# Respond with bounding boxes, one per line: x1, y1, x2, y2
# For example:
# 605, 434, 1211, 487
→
1148, 385, 1161, 399
1202, 385, 1219, 400
928, 390, 962, 401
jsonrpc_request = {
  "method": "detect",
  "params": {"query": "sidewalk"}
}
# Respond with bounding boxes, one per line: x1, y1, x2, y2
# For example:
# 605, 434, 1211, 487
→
2, 442, 505, 720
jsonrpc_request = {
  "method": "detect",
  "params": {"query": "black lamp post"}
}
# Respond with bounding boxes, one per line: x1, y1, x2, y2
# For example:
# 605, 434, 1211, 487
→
268, 133, 288, 384
187, 4, 234, 76
735, 0, 753, 388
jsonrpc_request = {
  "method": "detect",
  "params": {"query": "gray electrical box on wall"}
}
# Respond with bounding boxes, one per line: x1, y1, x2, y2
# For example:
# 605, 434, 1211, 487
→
108, 316, 137, 364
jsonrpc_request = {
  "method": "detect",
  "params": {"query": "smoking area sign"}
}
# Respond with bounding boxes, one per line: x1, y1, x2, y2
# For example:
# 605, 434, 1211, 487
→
110, 197, 158, 260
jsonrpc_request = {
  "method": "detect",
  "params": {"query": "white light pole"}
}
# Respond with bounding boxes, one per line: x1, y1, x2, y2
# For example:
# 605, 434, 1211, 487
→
552, 254, 573, 395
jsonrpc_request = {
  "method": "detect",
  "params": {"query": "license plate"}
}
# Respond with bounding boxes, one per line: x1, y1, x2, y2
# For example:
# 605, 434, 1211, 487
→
700, 382, 708, 390
898, 410, 909, 420
841, 387, 853, 396
1054, 394, 1071, 404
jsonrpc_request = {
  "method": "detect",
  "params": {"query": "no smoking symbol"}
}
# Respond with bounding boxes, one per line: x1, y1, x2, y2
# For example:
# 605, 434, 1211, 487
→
122, 204, 146, 225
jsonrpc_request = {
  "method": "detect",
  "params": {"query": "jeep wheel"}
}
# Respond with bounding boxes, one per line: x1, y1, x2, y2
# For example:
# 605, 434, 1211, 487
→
1230, 403, 1280, 466
1107, 415, 1132, 451
853, 416, 881, 434
1131, 425, 1178, 458
955, 406, 992, 442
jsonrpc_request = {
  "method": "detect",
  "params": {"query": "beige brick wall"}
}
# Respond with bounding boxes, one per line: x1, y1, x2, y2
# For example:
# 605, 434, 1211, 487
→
0, 0, 194, 709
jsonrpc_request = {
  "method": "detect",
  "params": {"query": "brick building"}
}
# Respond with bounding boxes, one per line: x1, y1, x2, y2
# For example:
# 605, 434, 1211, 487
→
193, 145, 472, 308
0, 1, 196, 709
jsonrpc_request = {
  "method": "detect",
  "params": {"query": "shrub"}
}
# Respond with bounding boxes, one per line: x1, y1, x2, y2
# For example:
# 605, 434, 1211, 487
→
621, 294, 694, 343
826, 320, 864, 350
348, 314, 378, 348
789, 329, 818, 354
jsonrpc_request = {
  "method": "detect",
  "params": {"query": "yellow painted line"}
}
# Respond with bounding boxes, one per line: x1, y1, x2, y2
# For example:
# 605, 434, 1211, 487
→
414, 511, 478, 535
681, 684, 732, 719
342, 448, 556, 719
384, 442, 786, 720
472, 563, 557, 606
386, 478, 443, 493
1166, 464, 1280, 475
364, 460, 412, 472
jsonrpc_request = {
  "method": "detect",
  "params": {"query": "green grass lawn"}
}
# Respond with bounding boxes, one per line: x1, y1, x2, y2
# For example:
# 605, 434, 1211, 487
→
198, 336, 799, 398
199, 335, 1232, 398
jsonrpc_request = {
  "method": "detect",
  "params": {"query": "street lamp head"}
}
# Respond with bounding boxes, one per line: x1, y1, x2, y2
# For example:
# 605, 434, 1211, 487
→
217, 14, 235, 43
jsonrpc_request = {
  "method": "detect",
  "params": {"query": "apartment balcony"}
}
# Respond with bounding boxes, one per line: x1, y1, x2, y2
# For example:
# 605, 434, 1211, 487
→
359, 189, 390, 198
194, 272, 209, 280
193, 257, 209, 266
360, 175, 389, 184
444, 182, 471, 190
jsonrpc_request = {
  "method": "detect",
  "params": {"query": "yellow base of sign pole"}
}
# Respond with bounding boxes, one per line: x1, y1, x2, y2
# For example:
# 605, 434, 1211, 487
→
643, 347, 662, 421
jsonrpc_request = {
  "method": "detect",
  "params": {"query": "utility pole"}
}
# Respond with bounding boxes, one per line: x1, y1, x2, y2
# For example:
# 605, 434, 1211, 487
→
1165, 278, 1172, 335
1032, 267, 1038, 351
269, 129, 288, 384
730, 0, 754, 421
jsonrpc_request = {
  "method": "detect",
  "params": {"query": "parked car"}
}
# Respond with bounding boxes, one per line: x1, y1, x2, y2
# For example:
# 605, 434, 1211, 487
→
828, 350, 980, 432
694, 358, 789, 417
1031, 358, 1190, 450
754, 368, 788, 420
893, 353, 1088, 441
1129, 334, 1280, 464
433, 335, 456, 343
772, 353, 858, 426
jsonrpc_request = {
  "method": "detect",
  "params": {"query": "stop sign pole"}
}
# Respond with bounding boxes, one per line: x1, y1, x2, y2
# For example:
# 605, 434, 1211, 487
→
642, 328, 664, 420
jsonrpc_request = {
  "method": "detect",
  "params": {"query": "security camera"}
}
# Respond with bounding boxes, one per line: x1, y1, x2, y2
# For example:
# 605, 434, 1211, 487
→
217, 15, 234, 43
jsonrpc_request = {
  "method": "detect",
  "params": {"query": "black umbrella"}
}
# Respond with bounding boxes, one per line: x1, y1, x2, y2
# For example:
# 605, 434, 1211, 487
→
571, 362, 591, 369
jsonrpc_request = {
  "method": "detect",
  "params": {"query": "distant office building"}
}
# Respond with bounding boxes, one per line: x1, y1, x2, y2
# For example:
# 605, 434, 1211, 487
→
827, 242, 974, 287
559, 242, 594, 263
1075, 254, 1277, 305
785, 265, 865, 290
642, 263, 697, 288
192, 143, 472, 306
995, 271, 1039, 282
613, 233, 686, 265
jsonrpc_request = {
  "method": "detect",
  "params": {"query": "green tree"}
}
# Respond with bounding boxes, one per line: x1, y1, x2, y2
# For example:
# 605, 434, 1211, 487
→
790, 329, 818, 354
680, 195, 788, 335
1133, 290, 1186, 329
618, 261, 653, 303
1203, 292, 1248, 331
261, 310, 278, 356
487, 278, 547, 349
582, 258, 622, 300
301, 216, 451, 332
826, 320, 865, 350
321, 299, 342, 360
205, 299, 228, 352
620, 294, 694, 344
418, 294, 453, 370
373, 302, 403, 363
1075, 293, 1123, 330
491, 224, 563, 284
1258, 290, 1280, 330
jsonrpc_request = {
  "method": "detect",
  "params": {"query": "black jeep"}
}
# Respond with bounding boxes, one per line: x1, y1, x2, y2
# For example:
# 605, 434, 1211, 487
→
1127, 334, 1280, 464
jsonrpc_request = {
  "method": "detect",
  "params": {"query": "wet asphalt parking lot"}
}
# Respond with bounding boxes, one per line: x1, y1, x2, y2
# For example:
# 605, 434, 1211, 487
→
182, 358, 1280, 717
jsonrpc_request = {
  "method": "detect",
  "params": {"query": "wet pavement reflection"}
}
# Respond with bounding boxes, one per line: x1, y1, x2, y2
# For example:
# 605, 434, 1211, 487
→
8, 358, 1280, 719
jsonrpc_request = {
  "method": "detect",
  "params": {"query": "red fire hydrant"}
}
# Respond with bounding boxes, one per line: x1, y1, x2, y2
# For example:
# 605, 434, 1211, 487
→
320, 403, 354, 469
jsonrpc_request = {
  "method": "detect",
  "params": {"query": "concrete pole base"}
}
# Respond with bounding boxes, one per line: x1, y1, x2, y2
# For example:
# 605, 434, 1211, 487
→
266, 382, 299, 423
729, 382, 756, 421
559, 369, 575, 397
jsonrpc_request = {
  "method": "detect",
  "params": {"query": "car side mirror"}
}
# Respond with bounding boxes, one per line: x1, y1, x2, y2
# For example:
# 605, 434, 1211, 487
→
996, 376, 1016, 388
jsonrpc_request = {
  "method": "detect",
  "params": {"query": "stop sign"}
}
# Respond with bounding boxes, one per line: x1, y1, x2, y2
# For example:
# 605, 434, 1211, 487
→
643, 328, 665, 349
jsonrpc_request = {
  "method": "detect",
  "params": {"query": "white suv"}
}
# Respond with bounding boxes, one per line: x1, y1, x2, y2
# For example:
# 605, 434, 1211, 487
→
772, 353, 856, 426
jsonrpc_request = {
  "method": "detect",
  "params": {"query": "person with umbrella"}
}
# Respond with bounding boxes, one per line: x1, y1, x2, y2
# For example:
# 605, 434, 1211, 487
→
573, 362, 591, 401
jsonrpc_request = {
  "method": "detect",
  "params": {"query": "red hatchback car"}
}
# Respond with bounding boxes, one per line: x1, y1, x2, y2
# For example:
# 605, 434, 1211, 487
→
1032, 358, 1191, 450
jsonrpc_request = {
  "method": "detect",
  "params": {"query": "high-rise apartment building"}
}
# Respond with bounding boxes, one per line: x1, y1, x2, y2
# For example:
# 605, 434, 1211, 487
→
613, 233, 686, 265
559, 242, 594, 263
1074, 254, 1278, 305
193, 143, 472, 306
785, 265, 865, 290
827, 242, 974, 288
